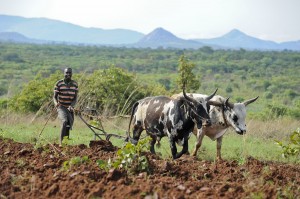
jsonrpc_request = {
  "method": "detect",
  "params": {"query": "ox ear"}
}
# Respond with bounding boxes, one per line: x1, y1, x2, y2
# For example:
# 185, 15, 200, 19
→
225, 97, 234, 109
207, 100, 222, 107
205, 88, 218, 101
243, 96, 259, 106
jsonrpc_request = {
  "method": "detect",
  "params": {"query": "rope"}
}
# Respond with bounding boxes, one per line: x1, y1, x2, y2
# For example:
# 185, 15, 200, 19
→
221, 105, 229, 127
190, 108, 209, 121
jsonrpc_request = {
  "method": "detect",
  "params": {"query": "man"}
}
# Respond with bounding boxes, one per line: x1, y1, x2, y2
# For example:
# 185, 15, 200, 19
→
53, 67, 78, 146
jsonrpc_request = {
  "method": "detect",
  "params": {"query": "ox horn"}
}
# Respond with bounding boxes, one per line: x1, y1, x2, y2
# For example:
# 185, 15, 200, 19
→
243, 96, 259, 106
205, 88, 218, 101
183, 87, 198, 104
207, 100, 223, 107
225, 97, 234, 109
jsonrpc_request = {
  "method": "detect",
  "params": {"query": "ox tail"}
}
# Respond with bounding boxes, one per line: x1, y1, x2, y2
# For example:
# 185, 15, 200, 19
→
126, 101, 139, 141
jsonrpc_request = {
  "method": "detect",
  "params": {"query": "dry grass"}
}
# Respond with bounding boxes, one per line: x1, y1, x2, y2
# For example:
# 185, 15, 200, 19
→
246, 118, 299, 140
0, 113, 299, 162
1, 113, 299, 141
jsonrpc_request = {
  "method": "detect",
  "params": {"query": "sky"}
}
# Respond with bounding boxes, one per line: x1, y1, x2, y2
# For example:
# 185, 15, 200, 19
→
0, 0, 300, 42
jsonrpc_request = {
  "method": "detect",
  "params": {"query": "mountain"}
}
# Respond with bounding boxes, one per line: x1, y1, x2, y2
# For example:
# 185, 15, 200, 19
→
0, 32, 43, 43
280, 40, 300, 51
0, 15, 299, 51
132, 27, 206, 49
0, 15, 144, 44
193, 29, 300, 51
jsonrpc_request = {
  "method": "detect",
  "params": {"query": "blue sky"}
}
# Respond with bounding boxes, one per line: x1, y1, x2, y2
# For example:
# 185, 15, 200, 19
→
0, 0, 299, 42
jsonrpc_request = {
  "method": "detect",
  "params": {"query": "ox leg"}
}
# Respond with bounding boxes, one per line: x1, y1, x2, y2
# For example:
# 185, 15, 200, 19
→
149, 135, 156, 154
175, 136, 189, 159
131, 122, 143, 145
169, 137, 178, 159
216, 136, 223, 161
191, 128, 205, 156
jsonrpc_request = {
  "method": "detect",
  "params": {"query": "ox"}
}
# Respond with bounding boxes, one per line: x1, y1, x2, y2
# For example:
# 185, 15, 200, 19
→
172, 93, 258, 160
127, 89, 217, 159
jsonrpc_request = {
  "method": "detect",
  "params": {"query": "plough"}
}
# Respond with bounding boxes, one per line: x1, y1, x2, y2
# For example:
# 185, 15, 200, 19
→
76, 108, 129, 142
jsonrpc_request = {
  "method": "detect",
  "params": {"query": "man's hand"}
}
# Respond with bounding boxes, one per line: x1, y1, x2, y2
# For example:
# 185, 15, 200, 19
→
68, 106, 74, 112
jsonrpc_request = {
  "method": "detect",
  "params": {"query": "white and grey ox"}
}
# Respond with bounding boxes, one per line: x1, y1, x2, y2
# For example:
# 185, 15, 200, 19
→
127, 89, 217, 159
172, 93, 258, 160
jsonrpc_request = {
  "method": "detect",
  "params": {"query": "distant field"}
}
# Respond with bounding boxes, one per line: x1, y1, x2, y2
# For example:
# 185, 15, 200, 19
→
0, 113, 299, 163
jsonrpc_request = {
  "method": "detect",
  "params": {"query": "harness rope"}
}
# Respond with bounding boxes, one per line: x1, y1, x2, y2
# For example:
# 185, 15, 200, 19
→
190, 108, 208, 121
221, 105, 229, 127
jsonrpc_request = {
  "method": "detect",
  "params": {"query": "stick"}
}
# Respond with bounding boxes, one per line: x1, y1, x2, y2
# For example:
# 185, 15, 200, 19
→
38, 135, 67, 157
31, 100, 52, 124
35, 107, 56, 143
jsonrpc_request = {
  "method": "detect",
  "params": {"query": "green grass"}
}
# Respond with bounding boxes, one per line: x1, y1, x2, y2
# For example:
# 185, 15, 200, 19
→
0, 114, 129, 147
150, 132, 297, 162
0, 114, 299, 163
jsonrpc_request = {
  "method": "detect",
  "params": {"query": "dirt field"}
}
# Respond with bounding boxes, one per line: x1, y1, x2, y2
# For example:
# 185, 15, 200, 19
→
0, 137, 299, 199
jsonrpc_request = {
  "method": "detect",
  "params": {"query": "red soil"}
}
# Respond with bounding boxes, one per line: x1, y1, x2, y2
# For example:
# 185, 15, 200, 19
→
0, 138, 299, 199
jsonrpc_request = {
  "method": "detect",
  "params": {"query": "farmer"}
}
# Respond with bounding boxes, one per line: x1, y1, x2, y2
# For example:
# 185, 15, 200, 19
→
53, 67, 78, 146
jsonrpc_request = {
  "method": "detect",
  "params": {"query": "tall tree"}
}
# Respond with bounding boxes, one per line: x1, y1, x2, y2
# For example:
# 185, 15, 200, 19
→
176, 54, 200, 92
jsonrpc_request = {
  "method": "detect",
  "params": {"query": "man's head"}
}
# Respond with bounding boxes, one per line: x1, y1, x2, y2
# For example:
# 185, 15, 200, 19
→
64, 68, 72, 81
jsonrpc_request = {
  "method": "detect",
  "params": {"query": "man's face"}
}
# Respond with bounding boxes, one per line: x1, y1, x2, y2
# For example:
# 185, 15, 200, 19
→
64, 68, 72, 80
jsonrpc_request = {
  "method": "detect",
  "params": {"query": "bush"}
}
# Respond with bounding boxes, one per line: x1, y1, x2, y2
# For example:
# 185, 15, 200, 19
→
78, 66, 168, 116
0, 98, 8, 109
259, 103, 288, 120
8, 66, 168, 115
97, 137, 152, 174
9, 71, 61, 112
276, 128, 300, 159
62, 156, 90, 170
264, 91, 273, 99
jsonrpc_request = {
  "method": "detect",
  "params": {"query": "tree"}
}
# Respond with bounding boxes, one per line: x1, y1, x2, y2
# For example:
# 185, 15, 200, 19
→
176, 54, 200, 92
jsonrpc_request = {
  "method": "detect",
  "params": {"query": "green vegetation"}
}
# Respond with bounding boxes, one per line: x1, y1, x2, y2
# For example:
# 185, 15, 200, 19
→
97, 137, 151, 174
176, 54, 200, 91
0, 42, 299, 163
1, 42, 300, 119
0, 115, 299, 163
6, 66, 168, 114
62, 156, 90, 170
276, 128, 300, 158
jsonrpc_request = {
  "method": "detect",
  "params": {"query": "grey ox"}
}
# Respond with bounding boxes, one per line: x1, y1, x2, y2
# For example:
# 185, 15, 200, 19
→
127, 89, 217, 159
172, 93, 258, 160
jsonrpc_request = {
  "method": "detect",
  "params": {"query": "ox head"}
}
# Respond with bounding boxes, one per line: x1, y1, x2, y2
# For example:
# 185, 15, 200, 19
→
220, 96, 259, 135
182, 88, 218, 128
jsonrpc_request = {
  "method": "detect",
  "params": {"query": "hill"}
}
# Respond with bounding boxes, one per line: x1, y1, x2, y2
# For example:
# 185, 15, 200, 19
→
1, 15, 300, 50
0, 14, 144, 44
131, 27, 206, 49
193, 29, 299, 51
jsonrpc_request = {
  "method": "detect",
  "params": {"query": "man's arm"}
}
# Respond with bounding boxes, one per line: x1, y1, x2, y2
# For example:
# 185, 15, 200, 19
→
69, 82, 78, 111
70, 93, 77, 108
53, 89, 59, 107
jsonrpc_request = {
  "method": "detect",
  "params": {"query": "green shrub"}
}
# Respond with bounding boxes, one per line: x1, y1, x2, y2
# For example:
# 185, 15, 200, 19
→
0, 98, 8, 109
62, 156, 90, 170
259, 103, 288, 120
8, 66, 168, 115
275, 128, 300, 159
78, 65, 168, 116
9, 71, 61, 112
97, 137, 151, 174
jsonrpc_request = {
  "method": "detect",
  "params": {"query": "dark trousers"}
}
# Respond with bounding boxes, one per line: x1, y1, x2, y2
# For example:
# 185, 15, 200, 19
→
57, 106, 74, 144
